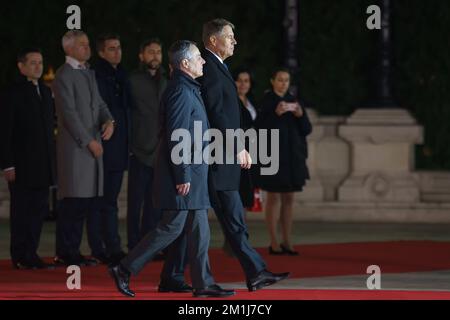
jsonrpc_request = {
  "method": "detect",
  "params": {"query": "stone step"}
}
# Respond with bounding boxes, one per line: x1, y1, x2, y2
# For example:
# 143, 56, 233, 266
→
419, 171, 450, 202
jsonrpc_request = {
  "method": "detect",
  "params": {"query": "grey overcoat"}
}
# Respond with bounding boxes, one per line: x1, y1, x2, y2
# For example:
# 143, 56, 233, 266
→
52, 63, 113, 199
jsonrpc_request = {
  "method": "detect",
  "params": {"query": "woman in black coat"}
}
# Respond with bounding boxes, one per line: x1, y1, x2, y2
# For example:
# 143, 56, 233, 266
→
256, 67, 312, 255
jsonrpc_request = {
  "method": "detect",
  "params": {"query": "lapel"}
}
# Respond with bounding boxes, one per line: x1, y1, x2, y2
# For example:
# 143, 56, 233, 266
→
204, 50, 236, 88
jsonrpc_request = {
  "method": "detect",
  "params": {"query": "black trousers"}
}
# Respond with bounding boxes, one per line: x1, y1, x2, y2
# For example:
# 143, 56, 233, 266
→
121, 210, 214, 289
87, 170, 124, 256
55, 197, 100, 258
8, 183, 49, 263
211, 190, 266, 280
127, 155, 162, 251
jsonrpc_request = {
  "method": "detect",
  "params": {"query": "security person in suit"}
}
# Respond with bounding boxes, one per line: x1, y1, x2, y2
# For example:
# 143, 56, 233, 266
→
109, 40, 234, 298
199, 18, 290, 291
88, 34, 131, 264
0, 48, 56, 269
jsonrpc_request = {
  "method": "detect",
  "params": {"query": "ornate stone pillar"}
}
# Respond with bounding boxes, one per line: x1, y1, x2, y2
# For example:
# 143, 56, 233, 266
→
339, 109, 423, 202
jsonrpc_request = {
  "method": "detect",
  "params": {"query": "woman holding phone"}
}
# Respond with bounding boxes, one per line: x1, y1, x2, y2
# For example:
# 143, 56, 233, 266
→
256, 67, 312, 255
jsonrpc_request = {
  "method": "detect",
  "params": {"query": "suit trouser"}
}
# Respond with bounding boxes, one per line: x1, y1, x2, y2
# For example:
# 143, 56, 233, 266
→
121, 209, 215, 289
56, 197, 100, 258
127, 155, 162, 250
211, 190, 266, 280
8, 183, 49, 263
87, 170, 124, 256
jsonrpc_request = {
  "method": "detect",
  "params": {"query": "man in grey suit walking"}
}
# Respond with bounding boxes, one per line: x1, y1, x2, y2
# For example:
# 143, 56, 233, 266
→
52, 30, 115, 266
109, 40, 234, 298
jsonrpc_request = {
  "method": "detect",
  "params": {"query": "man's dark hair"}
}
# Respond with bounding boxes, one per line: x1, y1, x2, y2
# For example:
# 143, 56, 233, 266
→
168, 40, 196, 70
96, 33, 121, 52
271, 67, 291, 80
139, 38, 162, 53
17, 47, 42, 63
202, 18, 235, 46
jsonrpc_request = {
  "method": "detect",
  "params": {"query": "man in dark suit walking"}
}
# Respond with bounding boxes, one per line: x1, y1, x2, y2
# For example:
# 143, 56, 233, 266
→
109, 40, 234, 298
0, 48, 56, 269
199, 18, 290, 291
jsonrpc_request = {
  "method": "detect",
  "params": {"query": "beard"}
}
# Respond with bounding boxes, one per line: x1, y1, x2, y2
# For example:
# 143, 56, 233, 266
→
146, 59, 161, 70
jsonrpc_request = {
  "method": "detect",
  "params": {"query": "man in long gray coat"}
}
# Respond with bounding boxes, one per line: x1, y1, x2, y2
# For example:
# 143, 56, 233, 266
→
52, 30, 115, 266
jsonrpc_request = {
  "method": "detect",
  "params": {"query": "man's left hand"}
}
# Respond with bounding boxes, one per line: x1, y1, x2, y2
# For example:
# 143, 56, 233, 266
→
102, 121, 115, 141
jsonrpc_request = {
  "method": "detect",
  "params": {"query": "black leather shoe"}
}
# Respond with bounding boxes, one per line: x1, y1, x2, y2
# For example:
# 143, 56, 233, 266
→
268, 246, 284, 255
280, 244, 299, 256
54, 255, 97, 267
153, 251, 166, 262
12, 261, 34, 270
193, 284, 235, 298
53, 256, 78, 266
78, 255, 98, 266
108, 264, 135, 297
158, 281, 193, 293
29, 257, 56, 270
92, 252, 111, 264
247, 270, 290, 292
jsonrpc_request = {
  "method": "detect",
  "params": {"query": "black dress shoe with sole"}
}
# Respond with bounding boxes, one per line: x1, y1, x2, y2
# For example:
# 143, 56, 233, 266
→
158, 282, 193, 293
193, 284, 235, 298
280, 244, 299, 256
12, 261, 34, 270
92, 253, 111, 264
54, 255, 97, 267
247, 270, 290, 292
268, 246, 284, 255
29, 258, 56, 270
108, 264, 135, 297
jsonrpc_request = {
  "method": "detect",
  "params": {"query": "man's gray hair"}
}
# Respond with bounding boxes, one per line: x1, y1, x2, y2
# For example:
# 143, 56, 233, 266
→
202, 18, 235, 46
62, 30, 87, 53
168, 40, 196, 70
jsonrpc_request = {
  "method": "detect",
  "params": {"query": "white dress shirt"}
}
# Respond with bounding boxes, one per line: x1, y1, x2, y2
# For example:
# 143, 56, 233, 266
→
65, 56, 88, 70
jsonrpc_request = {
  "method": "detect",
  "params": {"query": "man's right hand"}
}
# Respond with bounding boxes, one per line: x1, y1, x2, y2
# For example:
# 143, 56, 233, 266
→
88, 140, 103, 159
176, 183, 191, 196
3, 169, 16, 183
237, 150, 252, 170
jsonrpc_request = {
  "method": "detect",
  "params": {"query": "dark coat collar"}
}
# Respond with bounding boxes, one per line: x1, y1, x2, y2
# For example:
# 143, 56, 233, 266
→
94, 57, 126, 78
172, 69, 201, 88
15, 74, 44, 89
202, 49, 235, 85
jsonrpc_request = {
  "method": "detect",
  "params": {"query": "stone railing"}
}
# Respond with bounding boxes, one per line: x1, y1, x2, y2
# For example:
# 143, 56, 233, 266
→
2, 107, 450, 222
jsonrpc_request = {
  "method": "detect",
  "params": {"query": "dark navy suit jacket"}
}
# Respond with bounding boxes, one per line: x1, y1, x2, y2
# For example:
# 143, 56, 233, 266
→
153, 69, 211, 210
198, 49, 243, 191
93, 58, 131, 171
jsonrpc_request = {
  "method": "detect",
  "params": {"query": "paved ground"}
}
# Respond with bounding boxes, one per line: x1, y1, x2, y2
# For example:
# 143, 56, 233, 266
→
2, 217, 450, 292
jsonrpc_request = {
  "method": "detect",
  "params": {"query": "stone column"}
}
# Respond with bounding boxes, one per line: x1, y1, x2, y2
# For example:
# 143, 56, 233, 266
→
315, 116, 351, 201
338, 109, 423, 202
297, 109, 325, 201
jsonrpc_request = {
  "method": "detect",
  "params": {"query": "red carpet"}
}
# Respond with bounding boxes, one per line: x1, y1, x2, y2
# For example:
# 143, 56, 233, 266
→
2, 240, 450, 300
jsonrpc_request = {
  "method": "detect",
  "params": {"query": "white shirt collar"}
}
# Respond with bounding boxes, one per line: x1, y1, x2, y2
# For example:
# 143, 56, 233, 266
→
206, 48, 224, 64
65, 56, 88, 70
